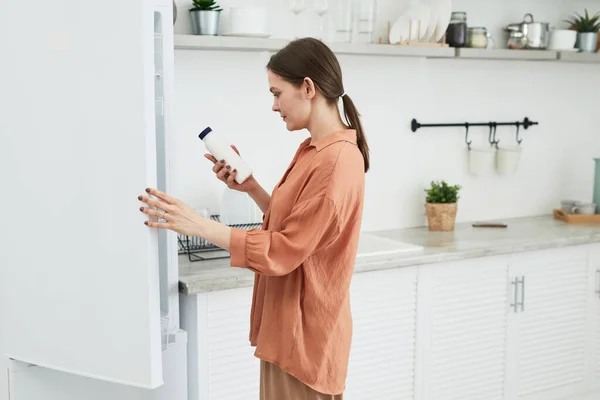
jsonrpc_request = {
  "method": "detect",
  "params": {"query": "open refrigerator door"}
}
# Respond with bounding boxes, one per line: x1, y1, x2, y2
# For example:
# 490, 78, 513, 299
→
0, 0, 186, 397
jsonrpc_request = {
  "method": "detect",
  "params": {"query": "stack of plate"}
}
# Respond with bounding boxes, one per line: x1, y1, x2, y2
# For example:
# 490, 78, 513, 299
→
389, 0, 452, 44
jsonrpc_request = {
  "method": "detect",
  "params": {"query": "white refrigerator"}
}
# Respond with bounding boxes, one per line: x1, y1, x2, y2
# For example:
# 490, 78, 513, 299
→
0, 0, 187, 399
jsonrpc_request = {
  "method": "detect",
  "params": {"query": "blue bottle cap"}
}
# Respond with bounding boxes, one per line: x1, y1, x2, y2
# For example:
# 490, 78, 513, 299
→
198, 127, 212, 140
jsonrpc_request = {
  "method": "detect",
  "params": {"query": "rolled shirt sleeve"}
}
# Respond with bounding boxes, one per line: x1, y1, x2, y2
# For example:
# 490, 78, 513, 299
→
230, 196, 340, 276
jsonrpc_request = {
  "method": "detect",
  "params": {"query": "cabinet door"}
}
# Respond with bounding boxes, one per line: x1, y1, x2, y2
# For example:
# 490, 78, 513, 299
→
206, 287, 259, 400
345, 267, 418, 400
416, 256, 510, 400
588, 244, 600, 392
507, 246, 589, 400
0, 0, 173, 389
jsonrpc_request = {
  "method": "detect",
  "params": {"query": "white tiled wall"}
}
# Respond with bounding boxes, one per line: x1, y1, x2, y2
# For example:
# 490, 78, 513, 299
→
171, 0, 600, 231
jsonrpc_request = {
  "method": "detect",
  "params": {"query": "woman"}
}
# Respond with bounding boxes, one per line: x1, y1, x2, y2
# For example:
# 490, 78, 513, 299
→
138, 37, 369, 400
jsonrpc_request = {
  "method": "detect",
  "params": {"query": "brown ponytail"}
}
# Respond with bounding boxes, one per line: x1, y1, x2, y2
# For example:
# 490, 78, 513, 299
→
267, 37, 370, 173
341, 94, 369, 172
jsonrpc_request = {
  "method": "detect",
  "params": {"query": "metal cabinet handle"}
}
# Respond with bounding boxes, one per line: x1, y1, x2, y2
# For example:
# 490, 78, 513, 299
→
511, 276, 525, 312
511, 277, 517, 312
596, 269, 600, 297
520, 276, 525, 311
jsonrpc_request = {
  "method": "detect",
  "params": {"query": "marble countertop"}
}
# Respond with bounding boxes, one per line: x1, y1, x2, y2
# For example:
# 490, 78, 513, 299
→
178, 214, 600, 295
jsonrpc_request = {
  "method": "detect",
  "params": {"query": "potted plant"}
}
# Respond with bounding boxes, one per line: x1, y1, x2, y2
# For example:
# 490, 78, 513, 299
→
424, 180, 461, 232
189, 0, 223, 36
564, 9, 600, 52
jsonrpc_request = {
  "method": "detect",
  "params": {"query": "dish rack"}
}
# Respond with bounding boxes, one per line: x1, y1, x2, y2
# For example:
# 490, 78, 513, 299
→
382, 19, 449, 47
177, 215, 263, 261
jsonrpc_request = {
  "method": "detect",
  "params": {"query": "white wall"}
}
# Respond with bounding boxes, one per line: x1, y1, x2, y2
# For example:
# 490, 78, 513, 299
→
172, 0, 600, 233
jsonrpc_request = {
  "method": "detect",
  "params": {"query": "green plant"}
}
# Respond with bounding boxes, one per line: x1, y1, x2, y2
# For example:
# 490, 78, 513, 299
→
564, 9, 600, 33
425, 180, 461, 204
189, 0, 222, 12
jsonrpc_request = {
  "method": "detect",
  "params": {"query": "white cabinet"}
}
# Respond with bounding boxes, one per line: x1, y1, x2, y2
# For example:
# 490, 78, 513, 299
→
345, 267, 418, 400
506, 246, 590, 400
183, 268, 419, 400
416, 256, 510, 400
416, 245, 594, 400
182, 243, 600, 400
588, 244, 600, 392
181, 286, 259, 400
205, 289, 260, 400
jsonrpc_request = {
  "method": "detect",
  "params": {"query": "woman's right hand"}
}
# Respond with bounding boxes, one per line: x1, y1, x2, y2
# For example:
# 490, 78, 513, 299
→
204, 145, 258, 193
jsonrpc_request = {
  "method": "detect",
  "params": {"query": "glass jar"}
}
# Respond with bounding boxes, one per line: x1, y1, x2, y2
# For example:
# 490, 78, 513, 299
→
467, 27, 488, 48
446, 11, 467, 47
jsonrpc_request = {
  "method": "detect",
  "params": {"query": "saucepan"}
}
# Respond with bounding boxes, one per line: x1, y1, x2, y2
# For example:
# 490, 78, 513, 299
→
505, 13, 549, 49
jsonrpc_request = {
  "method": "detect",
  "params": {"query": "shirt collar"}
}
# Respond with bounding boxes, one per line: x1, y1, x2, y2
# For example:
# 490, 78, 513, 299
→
308, 129, 357, 152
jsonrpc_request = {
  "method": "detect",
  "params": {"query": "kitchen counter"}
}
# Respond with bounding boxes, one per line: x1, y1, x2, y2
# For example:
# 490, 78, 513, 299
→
178, 214, 600, 295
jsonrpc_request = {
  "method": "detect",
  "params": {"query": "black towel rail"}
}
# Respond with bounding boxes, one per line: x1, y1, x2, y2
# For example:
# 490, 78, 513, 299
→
410, 117, 538, 149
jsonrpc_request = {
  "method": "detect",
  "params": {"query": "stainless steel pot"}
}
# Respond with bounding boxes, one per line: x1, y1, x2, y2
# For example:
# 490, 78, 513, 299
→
505, 13, 549, 49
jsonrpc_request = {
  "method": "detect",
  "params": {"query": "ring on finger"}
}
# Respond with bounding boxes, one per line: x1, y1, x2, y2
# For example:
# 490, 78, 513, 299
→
159, 210, 168, 222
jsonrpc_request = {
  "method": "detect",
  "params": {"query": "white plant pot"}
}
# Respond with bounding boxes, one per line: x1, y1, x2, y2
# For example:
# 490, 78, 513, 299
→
468, 146, 496, 176
496, 145, 522, 175
548, 29, 577, 50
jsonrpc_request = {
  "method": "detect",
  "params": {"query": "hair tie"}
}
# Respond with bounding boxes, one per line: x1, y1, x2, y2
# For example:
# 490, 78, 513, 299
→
340, 92, 347, 98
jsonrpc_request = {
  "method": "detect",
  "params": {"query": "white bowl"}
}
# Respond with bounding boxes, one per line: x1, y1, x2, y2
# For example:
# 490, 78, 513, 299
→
228, 7, 268, 36
549, 29, 577, 50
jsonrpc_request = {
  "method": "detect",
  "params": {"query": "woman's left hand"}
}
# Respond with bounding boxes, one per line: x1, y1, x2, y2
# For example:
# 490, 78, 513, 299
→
138, 187, 204, 236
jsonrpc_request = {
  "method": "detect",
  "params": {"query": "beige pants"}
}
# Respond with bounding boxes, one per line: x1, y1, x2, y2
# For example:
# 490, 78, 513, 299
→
259, 360, 344, 400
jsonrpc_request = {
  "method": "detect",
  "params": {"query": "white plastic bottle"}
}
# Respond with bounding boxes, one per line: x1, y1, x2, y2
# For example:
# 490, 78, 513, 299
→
198, 127, 252, 184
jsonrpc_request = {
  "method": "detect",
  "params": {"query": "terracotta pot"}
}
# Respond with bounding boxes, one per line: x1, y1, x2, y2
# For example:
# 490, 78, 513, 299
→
425, 202, 458, 231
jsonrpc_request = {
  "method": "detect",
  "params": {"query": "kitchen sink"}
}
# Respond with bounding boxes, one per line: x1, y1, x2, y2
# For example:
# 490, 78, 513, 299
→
356, 233, 424, 258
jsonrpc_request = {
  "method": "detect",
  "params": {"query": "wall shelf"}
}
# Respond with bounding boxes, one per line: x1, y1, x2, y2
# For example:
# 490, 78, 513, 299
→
174, 35, 454, 58
174, 35, 600, 64
557, 51, 600, 63
175, 34, 287, 52
455, 48, 558, 61
326, 42, 455, 58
